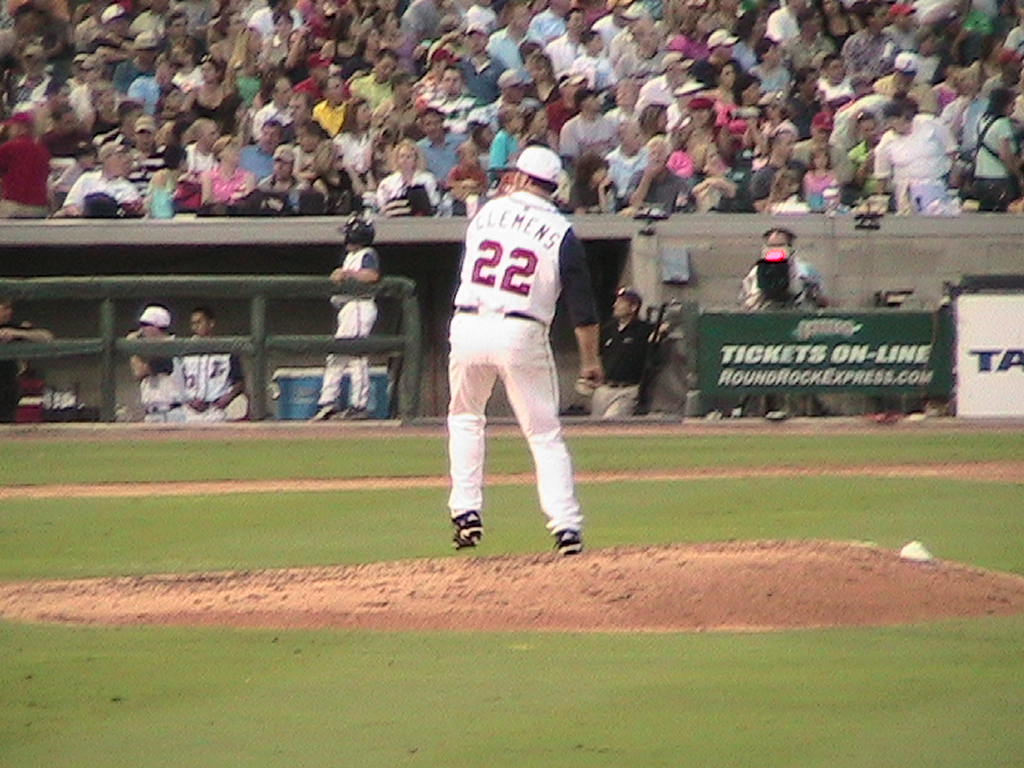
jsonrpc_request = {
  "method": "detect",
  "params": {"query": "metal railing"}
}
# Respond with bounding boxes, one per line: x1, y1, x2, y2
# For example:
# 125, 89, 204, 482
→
0, 276, 422, 421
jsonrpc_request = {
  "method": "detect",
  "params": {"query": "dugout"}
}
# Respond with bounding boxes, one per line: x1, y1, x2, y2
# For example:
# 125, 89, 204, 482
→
2, 214, 1024, 419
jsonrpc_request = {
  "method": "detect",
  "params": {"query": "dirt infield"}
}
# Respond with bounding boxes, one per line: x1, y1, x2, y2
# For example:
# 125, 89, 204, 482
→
2, 541, 1023, 632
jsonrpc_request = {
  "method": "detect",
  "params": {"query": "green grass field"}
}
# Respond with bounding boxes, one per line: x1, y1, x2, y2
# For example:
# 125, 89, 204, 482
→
1, 430, 1023, 767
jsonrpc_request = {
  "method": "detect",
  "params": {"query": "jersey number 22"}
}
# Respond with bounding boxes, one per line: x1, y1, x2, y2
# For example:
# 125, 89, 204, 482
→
471, 239, 537, 296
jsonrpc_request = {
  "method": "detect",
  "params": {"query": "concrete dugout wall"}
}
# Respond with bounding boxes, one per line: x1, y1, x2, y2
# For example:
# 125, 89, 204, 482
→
2, 214, 1023, 417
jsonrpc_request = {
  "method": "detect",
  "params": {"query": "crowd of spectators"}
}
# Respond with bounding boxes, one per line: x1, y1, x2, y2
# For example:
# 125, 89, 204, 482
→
2, 0, 1024, 219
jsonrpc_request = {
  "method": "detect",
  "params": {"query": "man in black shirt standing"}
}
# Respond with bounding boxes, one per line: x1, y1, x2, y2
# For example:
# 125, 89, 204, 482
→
590, 287, 653, 420
0, 297, 53, 423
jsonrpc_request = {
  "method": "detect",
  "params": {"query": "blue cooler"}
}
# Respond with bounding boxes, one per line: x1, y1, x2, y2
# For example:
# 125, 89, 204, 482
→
338, 365, 391, 419
271, 366, 392, 420
271, 368, 324, 420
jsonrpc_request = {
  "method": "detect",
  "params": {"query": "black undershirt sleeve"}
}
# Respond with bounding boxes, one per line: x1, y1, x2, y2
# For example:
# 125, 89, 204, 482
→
558, 229, 599, 327
228, 354, 245, 385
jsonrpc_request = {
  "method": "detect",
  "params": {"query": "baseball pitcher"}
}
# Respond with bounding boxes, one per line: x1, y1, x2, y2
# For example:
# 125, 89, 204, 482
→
447, 145, 604, 556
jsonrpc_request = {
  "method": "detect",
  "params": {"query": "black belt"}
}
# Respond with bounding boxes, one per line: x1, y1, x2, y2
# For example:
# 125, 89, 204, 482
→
604, 381, 638, 388
455, 306, 543, 324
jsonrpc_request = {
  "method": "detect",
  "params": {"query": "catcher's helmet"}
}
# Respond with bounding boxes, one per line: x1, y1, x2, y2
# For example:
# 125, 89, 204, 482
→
343, 215, 375, 246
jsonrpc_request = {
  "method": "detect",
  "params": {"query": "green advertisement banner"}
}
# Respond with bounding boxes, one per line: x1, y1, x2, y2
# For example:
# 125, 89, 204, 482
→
697, 311, 954, 396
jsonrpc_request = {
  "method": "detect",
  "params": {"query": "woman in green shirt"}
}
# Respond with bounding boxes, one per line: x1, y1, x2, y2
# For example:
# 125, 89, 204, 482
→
973, 87, 1022, 212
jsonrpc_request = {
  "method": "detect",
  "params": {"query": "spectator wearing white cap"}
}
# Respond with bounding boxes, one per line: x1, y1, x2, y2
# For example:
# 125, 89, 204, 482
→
127, 114, 168, 195
665, 79, 704, 132
74, 0, 110, 51
547, 72, 586, 138
460, 22, 504, 106
691, 29, 738, 88
128, 305, 187, 423
608, 4, 648, 68
113, 29, 161, 95
96, 2, 133, 61
468, 68, 533, 129
636, 52, 692, 111
544, 6, 587, 77
256, 143, 301, 212
465, 0, 497, 34
873, 52, 938, 115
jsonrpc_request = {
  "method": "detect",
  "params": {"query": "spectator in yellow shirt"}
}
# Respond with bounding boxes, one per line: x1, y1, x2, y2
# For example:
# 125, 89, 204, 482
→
312, 75, 348, 137
349, 49, 398, 111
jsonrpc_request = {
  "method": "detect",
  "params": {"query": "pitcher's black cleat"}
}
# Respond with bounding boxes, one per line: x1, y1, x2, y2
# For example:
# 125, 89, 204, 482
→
554, 529, 583, 556
452, 511, 483, 549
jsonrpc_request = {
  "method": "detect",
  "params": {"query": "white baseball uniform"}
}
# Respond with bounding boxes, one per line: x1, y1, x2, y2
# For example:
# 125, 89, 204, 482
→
318, 245, 380, 411
138, 353, 187, 423
448, 189, 598, 534
181, 352, 245, 422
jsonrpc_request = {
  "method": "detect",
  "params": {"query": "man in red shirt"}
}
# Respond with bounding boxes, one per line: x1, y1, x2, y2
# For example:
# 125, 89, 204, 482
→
0, 112, 51, 218
293, 54, 333, 105
546, 73, 584, 138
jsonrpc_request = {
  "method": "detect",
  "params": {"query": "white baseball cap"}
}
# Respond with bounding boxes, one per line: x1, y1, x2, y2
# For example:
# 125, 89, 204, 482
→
138, 305, 171, 328
707, 29, 738, 48
101, 3, 128, 23
621, 3, 647, 20
893, 51, 919, 74
673, 79, 704, 97
515, 145, 562, 185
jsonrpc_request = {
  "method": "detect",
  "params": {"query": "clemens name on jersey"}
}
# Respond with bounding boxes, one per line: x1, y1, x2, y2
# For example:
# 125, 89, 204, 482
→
469, 201, 565, 252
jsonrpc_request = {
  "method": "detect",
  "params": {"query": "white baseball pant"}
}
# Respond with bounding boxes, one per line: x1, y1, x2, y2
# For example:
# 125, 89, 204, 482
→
183, 405, 228, 423
140, 372, 186, 423
319, 299, 377, 409
447, 311, 583, 534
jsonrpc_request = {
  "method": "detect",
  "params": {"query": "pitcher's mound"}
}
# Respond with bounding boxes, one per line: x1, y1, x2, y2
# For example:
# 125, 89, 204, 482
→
2, 541, 1024, 632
